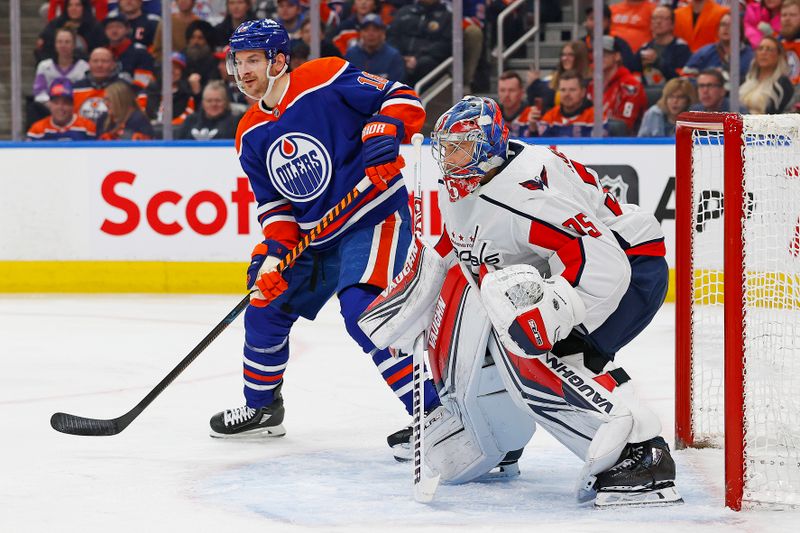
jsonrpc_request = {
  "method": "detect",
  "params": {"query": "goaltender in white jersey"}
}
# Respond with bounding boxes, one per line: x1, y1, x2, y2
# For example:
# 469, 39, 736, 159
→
359, 96, 682, 508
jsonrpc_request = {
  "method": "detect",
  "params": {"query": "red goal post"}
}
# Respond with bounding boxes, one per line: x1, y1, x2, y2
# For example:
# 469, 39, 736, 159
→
675, 111, 800, 511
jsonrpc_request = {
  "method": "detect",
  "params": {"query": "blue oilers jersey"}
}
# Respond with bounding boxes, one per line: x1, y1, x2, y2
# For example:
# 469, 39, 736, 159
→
235, 57, 425, 251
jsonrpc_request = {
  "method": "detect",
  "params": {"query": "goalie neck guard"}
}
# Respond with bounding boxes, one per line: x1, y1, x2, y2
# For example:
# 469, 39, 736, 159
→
226, 19, 291, 101
431, 96, 509, 202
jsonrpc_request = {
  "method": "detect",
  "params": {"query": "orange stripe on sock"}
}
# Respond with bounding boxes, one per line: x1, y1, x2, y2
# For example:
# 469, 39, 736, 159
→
243, 369, 283, 382
386, 363, 412, 386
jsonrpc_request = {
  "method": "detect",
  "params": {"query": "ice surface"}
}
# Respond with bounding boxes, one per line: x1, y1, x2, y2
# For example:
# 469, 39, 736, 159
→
0, 295, 795, 532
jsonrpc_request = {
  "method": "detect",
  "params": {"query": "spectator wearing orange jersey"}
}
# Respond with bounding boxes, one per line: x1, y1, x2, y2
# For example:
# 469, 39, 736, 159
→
537, 71, 604, 138
27, 79, 97, 141
588, 35, 647, 134
610, 0, 657, 53
497, 71, 536, 138
674, 0, 729, 52
780, 0, 800, 84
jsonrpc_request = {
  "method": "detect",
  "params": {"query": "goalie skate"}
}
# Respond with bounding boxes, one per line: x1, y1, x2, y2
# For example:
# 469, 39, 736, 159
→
593, 437, 683, 508
387, 425, 413, 462
209, 385, 286, 438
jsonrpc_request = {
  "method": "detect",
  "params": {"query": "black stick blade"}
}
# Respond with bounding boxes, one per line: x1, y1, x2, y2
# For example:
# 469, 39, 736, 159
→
50, 412, 122, 436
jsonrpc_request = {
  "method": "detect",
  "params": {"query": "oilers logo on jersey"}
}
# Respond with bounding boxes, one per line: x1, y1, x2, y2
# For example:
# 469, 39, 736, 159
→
266, 133, 332, 202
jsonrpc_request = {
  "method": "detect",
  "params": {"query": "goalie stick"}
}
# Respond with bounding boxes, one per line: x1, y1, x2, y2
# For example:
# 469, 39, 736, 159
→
409, 132, 440, 502
50, 176, 374, 437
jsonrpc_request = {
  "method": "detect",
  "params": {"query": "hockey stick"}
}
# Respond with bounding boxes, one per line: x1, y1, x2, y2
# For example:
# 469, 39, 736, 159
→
50, 176, 373, 436
409, 132, 440, 502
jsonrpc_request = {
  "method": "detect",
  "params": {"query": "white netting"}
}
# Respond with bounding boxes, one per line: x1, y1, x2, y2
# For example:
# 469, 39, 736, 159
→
740, 115, 800, 507
689, 127, 726, 447
689, 115, 800, 507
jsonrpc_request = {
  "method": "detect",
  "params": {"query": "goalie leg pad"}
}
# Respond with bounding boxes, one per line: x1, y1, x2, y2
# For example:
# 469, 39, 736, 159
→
357, 238, 448, 353
424, 267, 536, 484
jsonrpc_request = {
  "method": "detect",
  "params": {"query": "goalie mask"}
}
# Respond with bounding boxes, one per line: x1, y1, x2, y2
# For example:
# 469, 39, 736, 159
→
431, 96, 509, 202
227, 19, 291, 101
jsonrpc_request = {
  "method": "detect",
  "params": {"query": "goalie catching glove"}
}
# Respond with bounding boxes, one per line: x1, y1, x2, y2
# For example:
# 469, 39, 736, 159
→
247, 240, 291, 307
362, 115, 406, 191
480, 264, 586, 358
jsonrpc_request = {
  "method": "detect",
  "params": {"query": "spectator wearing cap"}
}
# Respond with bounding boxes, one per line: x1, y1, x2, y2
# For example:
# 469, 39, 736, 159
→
780, 0, 800, 84
73, 47, 129, 121
184, 19, 221, 97
681, 13, 754, 82
36, 0, 107, 63
633, 5, 690, 86
105, 14, 156, 89
33, 27, 90, 104
745, 0, 782, 49
610, 0, 657, 53
293, 18, 342, 59
690, 68, 733, 112
145, 52, 196, 125
638, 77, 696, 137
177, 80, 241, 139
332, 0, 379, 55
27, 79, 97, 141
214, 0, 256, 48
674, 0, 729, 53
588, 35, 646, 134
114, 0, 161, 49
584, 4, 639, 73
152, 0, 199, 61
496, 71, 535, 138
536, 71, 605, 138
276, 0, 305, 38
344, 13, 403, 80
96, 80, 155, 140
387, 0, 452, 86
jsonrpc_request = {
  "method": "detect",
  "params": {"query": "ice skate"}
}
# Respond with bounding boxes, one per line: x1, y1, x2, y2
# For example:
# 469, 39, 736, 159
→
593, 437, 683, 508
209, 385, 286, 438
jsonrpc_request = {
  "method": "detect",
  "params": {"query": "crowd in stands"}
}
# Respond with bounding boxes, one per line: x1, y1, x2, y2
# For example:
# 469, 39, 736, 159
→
23, 0, 800, 142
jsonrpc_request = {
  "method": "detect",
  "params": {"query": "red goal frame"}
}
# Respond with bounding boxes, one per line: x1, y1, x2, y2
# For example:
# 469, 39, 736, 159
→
674, 111, 746, 511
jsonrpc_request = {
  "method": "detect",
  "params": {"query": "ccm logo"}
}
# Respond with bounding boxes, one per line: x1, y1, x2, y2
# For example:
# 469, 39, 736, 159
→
101, 171, 255, 236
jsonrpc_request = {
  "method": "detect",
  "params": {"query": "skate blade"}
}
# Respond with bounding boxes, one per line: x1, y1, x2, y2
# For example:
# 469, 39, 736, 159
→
594, 484, 683, 508
474, 462, 521, 483
392, 443, 412, 463
209, 423, 287, 439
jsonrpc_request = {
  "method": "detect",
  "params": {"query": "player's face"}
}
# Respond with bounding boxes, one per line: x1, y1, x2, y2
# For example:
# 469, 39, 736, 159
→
48, 96, 74, 126
235, 50, 269, 94
442, 140, 475, 171
782, 6, 800, 36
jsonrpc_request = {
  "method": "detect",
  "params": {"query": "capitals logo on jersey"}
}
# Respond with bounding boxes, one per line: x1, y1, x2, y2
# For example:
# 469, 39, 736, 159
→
267, 133, 332, 202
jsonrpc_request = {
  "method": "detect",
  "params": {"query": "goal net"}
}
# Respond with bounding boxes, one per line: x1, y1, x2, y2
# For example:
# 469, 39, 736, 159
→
675, 112, 800, 510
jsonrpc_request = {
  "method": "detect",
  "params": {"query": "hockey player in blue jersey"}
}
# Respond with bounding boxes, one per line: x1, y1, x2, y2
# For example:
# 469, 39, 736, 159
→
209, 19, 441, 445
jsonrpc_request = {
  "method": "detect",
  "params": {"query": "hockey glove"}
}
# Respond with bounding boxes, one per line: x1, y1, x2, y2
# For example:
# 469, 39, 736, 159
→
247, 240, 291, 308
362, 115, 406, 191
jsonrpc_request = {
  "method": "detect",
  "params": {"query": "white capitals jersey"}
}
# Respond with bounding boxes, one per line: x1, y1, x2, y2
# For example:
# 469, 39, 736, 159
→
435, 140, 666, 333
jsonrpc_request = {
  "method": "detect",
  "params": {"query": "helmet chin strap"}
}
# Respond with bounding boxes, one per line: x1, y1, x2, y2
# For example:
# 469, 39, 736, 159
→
236, 57, 288, 103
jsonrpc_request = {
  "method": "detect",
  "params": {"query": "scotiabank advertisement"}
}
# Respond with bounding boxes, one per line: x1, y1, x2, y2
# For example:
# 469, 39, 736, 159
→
0, 142, 677, 265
